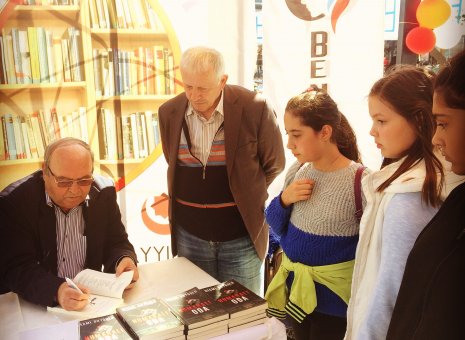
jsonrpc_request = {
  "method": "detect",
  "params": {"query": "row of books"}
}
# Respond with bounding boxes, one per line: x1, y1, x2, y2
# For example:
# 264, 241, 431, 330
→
0, 26, 83, 85
0, 108, 88, 161
79, 279, 269, 340
89, 0, 163, 31
98, 109, 161, 161
19, 0, 80, 5
93, 46, 175, 97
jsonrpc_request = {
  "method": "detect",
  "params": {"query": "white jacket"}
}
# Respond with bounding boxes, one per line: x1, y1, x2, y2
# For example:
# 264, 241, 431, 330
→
345, 158, 464, 339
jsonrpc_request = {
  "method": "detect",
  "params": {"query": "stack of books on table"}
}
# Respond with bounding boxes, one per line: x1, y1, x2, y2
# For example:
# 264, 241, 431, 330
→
201, 279, 269, 333
163, 287, 229, 339
78, 279, 269, 339
115, 298, 185, 340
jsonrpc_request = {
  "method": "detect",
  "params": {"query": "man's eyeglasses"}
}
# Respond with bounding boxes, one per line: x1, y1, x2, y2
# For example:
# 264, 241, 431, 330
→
47, 166, 93, 188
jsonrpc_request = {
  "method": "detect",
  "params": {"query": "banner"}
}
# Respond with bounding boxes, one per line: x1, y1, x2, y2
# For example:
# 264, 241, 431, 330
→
262, 0, 385, 191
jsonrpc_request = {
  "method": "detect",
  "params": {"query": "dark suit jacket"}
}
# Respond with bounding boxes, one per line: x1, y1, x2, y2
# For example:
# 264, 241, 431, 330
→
0, 171, 137, 307
159, 85, 285, 261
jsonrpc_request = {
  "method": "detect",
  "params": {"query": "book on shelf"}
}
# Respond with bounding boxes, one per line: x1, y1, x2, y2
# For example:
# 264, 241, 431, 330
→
18, 29, 32, 84
24, 115, 39, 158
45, 30, 56, 83
0, 116, 6, 160
3, 113, 17, 160
2, 30, 16, 84
201, 279, 268, 319
79, 313, 132, 340
10, 28, 23, 84
163, 287, 229, 334
36, 27, 50, 83
12, 115, 25, 159
27, 27, 40, 84
47, 269, 133, 319
153, 45, 165, 95
116, 297, 185, 340
30, 111, 45, 156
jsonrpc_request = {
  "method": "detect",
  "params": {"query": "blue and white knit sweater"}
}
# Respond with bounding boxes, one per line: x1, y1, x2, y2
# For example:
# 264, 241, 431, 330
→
265, 161, 368, 317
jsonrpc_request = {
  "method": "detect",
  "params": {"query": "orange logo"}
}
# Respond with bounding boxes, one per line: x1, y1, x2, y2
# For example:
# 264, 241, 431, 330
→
141, 193, 171, 235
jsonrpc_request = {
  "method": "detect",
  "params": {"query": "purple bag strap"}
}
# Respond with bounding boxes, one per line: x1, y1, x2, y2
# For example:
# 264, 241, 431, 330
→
354, 166, 366, 223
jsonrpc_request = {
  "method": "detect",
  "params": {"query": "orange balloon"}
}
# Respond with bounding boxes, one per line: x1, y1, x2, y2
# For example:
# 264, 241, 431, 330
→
406, 27, 436, 54
416, 0, 451, 29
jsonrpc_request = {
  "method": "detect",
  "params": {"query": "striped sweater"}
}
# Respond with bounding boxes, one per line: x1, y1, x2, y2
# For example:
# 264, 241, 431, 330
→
265, 161, 368, 317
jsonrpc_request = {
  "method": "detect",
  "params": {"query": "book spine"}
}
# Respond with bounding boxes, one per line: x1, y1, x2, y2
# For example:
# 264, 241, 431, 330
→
12, 115, 25, 159
93, 49, 102, 96
50, 107, 61, 140
30, 111, 46, 155
3, 33, 17, 84
53, 37, 63, 83
27, 27, 40, 84
88, 0, 100, 28
104, 108, 117, 160
97, 107, 108, 159
20, 118, 32, 159
154, 45, 165, 95
139, 112, 148, 158
106, 0, 118, 29
129, 113, 139, 159
61, 38, 71, 82
144, 110, 155, 153
10, 28, 24, 84
152, 113, 160, 145
121, 115, 133, 159
4, 114, 16, 160
36, 27, 50, 83
24, 115, 39, 158
18, 30, 32, 84
0, 115, 6, 160
115, 114, 124, 160
45, 30, 56, 83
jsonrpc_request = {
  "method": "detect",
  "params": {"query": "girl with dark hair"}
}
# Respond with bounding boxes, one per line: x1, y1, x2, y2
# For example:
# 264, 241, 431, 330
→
345, 65, 462, 340
265, 89, 369, 340
386, 50, 465, 339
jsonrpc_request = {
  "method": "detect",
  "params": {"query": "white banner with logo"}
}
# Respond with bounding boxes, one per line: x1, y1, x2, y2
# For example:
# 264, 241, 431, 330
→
263, 0, 385, 198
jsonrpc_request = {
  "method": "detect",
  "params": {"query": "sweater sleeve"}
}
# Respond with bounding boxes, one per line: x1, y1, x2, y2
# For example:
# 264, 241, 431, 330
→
265, 193, 292, 237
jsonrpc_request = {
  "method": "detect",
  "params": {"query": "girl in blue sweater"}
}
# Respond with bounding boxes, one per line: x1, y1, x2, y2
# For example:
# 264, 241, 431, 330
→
265, 88, 368, 340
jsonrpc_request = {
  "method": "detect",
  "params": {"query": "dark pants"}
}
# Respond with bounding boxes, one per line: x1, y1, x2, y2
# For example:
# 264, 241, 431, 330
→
289, 311, 347, 340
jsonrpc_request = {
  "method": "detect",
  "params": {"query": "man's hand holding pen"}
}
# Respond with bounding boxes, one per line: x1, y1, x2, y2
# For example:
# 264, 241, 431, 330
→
56, 278, 90, 311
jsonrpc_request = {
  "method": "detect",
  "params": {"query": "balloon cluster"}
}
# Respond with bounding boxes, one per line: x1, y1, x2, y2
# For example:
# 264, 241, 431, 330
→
405, 0, 457, 54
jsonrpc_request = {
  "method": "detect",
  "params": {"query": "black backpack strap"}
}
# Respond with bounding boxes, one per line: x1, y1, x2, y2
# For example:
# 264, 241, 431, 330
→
354, 166, 366, 223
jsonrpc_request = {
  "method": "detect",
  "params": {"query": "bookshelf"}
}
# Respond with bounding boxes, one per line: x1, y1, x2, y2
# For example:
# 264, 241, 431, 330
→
0, 0, 181, 191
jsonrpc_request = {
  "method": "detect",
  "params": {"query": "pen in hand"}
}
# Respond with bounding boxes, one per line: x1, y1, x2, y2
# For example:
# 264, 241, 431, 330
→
65, 277, 91, 303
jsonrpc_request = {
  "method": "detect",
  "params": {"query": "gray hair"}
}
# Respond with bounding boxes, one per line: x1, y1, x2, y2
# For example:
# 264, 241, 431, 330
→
180, 46, 225, 82
44, 137, 94, 175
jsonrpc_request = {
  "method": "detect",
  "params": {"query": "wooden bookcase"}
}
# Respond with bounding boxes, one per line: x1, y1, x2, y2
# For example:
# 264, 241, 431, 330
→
0, 0, 181, 191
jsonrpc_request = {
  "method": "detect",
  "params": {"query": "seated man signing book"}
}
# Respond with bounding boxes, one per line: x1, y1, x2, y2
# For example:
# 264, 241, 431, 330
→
0, 137, 138, 311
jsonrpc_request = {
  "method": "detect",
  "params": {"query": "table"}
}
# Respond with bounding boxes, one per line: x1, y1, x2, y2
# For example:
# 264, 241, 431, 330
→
0, 257, 286, 340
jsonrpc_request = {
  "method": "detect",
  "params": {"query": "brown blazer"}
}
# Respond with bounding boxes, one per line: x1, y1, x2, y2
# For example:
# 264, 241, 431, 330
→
159, 85, 285, 260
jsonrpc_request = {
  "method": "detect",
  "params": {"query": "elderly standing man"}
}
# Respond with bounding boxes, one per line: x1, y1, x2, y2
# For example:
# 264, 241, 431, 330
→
159, 46, 285, 294
0, 137, 138, 311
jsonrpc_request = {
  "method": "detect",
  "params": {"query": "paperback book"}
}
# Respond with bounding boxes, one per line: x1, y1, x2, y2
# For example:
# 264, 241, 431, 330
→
163, 287, 229, 333
79, 313, 132, 340
116, 297, 185, 340
47, 269, 133, 319
201, 279, 268, 319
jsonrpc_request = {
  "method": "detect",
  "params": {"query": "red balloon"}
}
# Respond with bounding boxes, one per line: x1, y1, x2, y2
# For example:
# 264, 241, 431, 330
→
406, 27, 436, 54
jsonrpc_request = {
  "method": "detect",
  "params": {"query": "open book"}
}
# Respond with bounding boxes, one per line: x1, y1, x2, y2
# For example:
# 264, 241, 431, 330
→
47, 269, 133, 319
